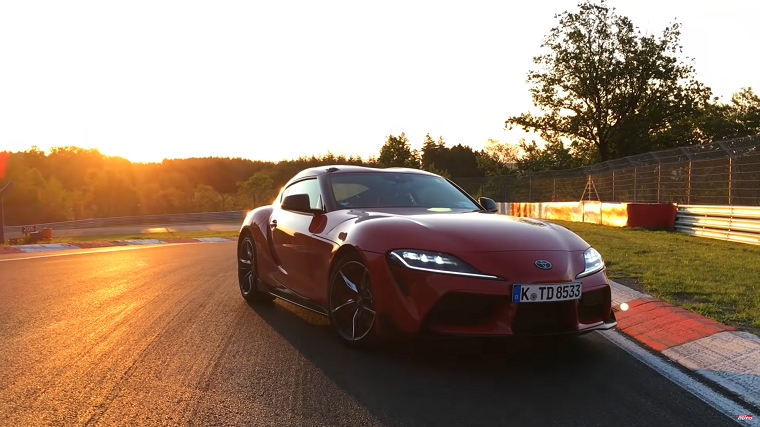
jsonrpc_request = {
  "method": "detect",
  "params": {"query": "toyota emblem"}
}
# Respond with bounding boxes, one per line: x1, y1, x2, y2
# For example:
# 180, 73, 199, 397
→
534, 260, 552, 270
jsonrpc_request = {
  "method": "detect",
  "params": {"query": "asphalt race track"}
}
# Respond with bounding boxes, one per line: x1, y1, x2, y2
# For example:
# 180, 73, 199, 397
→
0, 243, 738, 426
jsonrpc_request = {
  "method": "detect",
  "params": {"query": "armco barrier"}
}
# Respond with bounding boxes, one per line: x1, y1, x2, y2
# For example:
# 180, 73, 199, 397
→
13, 204, 755, 245
498, 201, 677, 230
674, 204, 760, 245
2, 210, 248, 235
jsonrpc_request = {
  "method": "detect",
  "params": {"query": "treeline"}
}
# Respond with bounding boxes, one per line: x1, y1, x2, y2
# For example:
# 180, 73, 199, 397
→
0, 136, 511, 225
1, 92, 758, 226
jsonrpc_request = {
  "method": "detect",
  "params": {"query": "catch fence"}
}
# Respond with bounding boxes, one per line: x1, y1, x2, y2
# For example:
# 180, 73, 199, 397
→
453, 135, 760, 206
453, 134, 760, 205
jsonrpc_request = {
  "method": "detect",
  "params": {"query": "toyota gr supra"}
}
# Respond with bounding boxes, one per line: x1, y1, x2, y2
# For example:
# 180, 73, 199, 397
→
237, 165, 617, 346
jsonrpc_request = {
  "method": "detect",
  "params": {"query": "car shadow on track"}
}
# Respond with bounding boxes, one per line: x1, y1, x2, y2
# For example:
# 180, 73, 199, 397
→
243, 298, 701, 427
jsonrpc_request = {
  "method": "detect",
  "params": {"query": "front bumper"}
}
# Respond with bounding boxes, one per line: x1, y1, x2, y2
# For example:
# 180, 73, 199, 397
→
362, 250, 617, 338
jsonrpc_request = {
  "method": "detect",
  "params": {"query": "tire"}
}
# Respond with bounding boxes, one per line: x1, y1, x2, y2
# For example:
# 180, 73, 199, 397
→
328, 253, 378, 347
237, 233, 275, 303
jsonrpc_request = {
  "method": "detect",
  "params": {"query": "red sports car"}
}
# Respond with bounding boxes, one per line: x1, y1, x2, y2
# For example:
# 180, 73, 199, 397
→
237, 165, 616, 346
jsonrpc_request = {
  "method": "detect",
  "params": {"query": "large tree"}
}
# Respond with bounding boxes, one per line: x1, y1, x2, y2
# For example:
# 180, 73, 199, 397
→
506, 0, 711, 162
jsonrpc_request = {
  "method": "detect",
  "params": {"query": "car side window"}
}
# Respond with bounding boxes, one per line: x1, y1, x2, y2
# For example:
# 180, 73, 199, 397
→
281, 178, 322, 210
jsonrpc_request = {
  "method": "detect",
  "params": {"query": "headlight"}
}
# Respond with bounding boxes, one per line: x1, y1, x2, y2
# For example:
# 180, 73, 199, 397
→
388, 249, 499, 279
576, 247, 605, 279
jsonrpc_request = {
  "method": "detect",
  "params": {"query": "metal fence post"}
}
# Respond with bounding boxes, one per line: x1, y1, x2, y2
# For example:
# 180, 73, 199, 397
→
657, 164, 661, 203
679, 147, 694, 205
728, 156, 733, 205
717, 141, 735, 205
528, 177, 532, 202
633, 167, 638, 202
552, 178, 556, 201
687, 161, 692, 204
612, 171, 615, 201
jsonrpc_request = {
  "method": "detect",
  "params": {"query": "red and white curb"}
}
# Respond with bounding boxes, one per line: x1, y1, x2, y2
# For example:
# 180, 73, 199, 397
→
0, 237, 236, 254
608, 280, 760, 412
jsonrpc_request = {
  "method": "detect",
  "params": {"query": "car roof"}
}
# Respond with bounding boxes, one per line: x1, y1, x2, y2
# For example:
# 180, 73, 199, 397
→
291, 165, 437, 181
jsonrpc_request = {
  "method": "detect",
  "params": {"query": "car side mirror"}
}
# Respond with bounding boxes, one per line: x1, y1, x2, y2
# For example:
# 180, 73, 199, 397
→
282, 193, 323, 215
479, 197, 499, 213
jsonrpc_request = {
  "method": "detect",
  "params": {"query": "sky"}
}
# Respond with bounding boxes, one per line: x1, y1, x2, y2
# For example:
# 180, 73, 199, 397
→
1, 0, 758, 164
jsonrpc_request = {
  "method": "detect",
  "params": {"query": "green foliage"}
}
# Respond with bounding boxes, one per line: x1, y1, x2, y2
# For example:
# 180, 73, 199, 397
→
483, 139, 518, 165
698, 87, 760, 141
476, 139, 519, 177
237, 171, 276, 209
0, 146, 390, 224
378, 132, 420, 168
6, 168, 47, 222
731, 87, 760, 132
506, 0, 712, 162
420, 133, 446, 170
424, 163, 451, 178
419, 133, 484, 178
38, 177, 71, 222
446, 144, 482, 177
87, 168, 140, 218
516, 138, 580, 172
193, 185, 222, 212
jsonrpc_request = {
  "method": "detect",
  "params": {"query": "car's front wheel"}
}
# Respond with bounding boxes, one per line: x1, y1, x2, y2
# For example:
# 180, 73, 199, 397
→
238, 234, 275, 303
328, 253, 378, 347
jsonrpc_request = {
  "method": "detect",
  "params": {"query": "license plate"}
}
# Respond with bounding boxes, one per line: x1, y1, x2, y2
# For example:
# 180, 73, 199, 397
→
512, 283, 582, 303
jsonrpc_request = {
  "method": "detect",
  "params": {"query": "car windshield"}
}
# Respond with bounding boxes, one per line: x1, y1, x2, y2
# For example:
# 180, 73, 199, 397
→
328, 172, 481, 210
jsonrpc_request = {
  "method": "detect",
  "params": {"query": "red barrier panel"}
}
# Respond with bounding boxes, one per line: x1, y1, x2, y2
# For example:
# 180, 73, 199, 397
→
625, 203, 677, 230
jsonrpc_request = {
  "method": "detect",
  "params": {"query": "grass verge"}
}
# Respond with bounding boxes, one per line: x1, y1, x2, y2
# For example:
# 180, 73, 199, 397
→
551, 220, 760, 333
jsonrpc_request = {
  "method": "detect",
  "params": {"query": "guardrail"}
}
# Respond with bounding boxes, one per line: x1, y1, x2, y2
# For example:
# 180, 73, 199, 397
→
2, 210, 248, 234
674, 204, 760, 245
6, 205, 758, 246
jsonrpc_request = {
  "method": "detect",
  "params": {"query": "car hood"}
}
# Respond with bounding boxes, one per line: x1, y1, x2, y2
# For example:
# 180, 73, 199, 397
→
328, 208, 591, 253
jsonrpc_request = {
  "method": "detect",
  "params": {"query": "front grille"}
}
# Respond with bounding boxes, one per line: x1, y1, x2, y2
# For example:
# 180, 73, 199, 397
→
512, 301, 575, 334
423, 293, 502, 327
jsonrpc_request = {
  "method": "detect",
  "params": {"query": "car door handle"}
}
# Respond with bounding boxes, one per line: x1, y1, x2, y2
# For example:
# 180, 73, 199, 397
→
269, 219, 277, 229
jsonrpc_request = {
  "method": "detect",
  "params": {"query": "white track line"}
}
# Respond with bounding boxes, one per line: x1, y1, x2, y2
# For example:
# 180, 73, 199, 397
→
600, 329, 753, 424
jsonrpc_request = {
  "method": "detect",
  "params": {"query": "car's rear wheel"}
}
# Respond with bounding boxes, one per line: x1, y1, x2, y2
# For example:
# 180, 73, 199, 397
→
328, 253, 377, 347
238, 234, 275, 303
